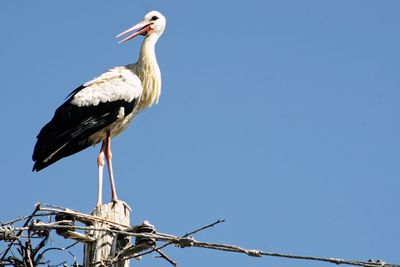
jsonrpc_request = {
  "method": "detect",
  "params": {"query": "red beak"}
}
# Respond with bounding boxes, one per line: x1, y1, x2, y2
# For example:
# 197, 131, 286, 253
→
116, 21, 152, 44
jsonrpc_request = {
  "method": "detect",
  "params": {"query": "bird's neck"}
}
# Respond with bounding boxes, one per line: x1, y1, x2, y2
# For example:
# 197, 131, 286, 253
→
136, 35, 161, 109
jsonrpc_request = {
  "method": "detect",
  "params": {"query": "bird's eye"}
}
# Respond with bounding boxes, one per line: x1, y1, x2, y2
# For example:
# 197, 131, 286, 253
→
151, 16, 159, 21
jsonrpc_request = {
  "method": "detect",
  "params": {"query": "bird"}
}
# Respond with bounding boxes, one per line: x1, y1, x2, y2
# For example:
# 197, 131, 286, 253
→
32, 11, 166, 207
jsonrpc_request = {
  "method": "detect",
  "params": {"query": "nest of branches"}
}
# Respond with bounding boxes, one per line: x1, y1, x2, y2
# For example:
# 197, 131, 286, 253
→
0, 203, 396, 267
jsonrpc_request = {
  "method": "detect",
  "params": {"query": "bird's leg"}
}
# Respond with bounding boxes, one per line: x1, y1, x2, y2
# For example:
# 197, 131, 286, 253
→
97, 140, 107, 207
105, 131, 118, 202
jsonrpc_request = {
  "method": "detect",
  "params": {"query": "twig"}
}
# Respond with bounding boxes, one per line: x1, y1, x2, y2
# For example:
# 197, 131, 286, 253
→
68, 250, 80, 267
47, 260, 68, 267
182, 219, 225, 238
133, 219, 225, 260
0, 203, 41, 262
38, 206, 130, 229
1, 212, 57, 226
37, 241, 79, 258
155, 248, 177, 267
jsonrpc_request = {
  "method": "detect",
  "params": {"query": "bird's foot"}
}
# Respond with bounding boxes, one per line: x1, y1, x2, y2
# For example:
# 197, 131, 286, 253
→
111, 199, 132, 212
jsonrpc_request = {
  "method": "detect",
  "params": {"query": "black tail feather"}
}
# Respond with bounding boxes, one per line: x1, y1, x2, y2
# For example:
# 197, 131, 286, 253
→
32, 98, 137, 171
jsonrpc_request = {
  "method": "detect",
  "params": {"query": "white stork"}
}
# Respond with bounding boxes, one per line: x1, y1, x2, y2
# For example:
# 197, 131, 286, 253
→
32, 11, 166, 207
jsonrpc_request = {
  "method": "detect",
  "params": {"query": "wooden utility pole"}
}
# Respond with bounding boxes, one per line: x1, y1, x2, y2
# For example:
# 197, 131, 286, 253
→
83, 201, 131, 267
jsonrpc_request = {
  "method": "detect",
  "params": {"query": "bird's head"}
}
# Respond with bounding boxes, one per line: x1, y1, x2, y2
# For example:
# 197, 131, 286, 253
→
116, 11, 166, 44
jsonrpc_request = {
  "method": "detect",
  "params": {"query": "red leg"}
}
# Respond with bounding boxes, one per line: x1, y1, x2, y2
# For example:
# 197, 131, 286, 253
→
105, 131, 118, 202
97, 140, 107, 207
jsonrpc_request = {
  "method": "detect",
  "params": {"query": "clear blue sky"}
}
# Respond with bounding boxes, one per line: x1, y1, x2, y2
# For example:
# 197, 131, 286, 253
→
1, 1, 399, 266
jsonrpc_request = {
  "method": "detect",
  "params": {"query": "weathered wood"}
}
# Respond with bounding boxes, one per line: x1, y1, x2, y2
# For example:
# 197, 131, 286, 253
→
83, 201, 131, 267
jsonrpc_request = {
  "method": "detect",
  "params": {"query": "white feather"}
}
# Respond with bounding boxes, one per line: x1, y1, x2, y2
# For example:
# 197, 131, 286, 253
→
71, 66, 143, 107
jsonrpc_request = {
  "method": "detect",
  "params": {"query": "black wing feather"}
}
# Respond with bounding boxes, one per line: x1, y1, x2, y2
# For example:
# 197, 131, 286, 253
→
32, 86, 137, 172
